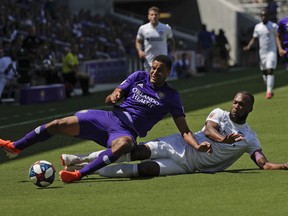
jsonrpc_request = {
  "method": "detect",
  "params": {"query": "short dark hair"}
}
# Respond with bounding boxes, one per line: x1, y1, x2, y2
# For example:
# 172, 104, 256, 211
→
153, 55, 172, 70
148, 6, 160, 14
237, 91, 254, 106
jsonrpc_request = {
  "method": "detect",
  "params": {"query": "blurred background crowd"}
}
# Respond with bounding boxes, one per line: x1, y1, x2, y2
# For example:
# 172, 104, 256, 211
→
0, 0, 287, 103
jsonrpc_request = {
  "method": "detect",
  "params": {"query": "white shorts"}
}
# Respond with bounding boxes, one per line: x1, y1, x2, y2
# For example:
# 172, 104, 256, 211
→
149, 158, 187, 176
259, 51, 277, 70
144, 135, 191, 175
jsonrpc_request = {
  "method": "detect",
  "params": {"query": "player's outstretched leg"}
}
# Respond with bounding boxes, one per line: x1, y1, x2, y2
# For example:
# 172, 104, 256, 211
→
61, 150, 133, 167
59, 148, 119, 183
0, 139, 21, 158
0, 125, 51, 159
61, 150, 105, 166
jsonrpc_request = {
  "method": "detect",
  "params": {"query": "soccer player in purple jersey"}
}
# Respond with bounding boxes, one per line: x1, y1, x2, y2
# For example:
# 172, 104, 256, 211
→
276, 16, 288, 70
0, 55, 212, 183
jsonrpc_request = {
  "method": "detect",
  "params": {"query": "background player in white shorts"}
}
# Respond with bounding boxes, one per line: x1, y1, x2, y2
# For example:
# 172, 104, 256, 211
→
243, 10, 278, 99
61, 91, 288, 177
135, 6, 175, 72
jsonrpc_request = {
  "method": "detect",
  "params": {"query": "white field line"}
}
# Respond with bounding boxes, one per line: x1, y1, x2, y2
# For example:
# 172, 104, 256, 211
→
0, 72, 279, 129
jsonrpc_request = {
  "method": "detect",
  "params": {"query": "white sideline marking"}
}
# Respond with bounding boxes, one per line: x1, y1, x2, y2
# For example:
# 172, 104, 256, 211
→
0, 72, 280, 129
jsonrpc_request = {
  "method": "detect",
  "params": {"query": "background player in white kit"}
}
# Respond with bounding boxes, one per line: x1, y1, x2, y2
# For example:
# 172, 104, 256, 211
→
62, 91, 288, 177
135, 6, 175, 72
243, 10, 278, 99
0, 47, 17, 100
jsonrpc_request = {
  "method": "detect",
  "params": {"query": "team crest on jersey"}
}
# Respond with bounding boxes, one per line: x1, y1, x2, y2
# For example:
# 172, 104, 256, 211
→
157, 91, 165, 99
208, 113, 215, 118
137, 83, 144, 88
159, 30, 164, 36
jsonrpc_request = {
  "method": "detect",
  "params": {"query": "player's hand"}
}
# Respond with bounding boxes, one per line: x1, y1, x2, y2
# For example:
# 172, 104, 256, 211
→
109, 92, 121, 104
197, 141, 213, 155
279, 49, 287, 57
138, 50, 146, 59
283, 163, 288, 170
243, 46, 249, 51
223, 133, 244, 144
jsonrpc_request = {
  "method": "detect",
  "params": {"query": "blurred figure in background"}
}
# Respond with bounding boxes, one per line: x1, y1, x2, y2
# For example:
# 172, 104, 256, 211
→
19, 25, 43, 85
215, 29, 231, 69
174, 52, 191, 78
62, 44, 90, 97
197, 24, 214, 72
266, 0, 278, 23
135, 6, 175, 72
0, 47, 18, 101
243, 10, 278, 99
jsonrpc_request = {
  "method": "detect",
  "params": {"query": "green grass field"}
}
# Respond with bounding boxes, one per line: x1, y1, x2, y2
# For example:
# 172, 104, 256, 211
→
1, 67, 288, 216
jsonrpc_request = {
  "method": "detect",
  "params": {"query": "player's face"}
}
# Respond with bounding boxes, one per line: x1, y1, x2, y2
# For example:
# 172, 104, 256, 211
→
230, 93, 253, 124
148, 10, 159, 26
260, 12, 269, 24
149, 60, 170, 87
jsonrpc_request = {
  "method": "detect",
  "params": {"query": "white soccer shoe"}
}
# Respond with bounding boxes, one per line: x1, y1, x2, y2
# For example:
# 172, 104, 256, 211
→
64, 163, 89, 171
64, 163, 99, 174
61, 154, 84, 166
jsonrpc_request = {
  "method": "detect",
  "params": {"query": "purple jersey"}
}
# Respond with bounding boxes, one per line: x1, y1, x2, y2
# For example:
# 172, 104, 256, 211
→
115, 71, 185, 137
278, 16, 288, 47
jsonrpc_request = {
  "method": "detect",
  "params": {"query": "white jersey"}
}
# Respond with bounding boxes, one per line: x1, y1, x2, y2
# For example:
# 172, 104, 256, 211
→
0, 56, 17, 98
136, 22, 173, 66
253, 21, 278, 55
146, 108, 261, 174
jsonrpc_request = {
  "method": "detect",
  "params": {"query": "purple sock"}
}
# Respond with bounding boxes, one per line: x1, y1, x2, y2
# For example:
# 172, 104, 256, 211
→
79, 148, 118, 176
14, 125, 52, 150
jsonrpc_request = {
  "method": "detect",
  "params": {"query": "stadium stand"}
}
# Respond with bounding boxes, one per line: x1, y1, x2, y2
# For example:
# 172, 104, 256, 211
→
0, 0, 198, 104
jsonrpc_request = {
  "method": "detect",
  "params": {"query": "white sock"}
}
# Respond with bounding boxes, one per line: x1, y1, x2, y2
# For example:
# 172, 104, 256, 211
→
79, 150, 105, 162
115, 153, 131, 163
262, 75, 267, 83
81, 151, 131, 163
266, 74, 274, 93
99, 163, 138, 178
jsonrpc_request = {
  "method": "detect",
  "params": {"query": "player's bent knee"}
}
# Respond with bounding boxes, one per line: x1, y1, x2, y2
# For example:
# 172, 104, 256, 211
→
112, 136, 134, 155
138, 161, 160, 177
131, 145, 151, 160
46, 116, 79, 135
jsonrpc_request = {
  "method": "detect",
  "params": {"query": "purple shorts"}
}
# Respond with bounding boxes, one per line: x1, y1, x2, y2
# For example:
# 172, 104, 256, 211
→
74, 109, 137, 148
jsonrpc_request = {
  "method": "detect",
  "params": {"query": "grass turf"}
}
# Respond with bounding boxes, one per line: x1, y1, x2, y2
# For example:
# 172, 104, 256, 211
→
0, 66, 288, 216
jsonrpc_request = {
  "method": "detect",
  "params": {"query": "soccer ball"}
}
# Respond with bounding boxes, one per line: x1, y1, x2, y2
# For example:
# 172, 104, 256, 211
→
29, 160, 56, 188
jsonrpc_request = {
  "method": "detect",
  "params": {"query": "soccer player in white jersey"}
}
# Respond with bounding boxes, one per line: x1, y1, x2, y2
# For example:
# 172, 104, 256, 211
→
0, 48, 17, 100
135, 6, 175, 72
244, 10, 278, 99
61, 91, 288, 177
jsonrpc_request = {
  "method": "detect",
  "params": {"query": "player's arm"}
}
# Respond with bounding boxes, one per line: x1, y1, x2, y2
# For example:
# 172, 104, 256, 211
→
251, 150, 288, 170
173, 116, 212, 154
135, 38, 145, 59
243, 37, 256, 51
204, 120, 244, 144
105, 88, 124, 105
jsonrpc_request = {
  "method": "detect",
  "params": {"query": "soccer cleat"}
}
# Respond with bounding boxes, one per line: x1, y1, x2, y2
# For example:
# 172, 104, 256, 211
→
64, 163, 88, 171
266, 92, 273, 99
0, 139, 21, 159
59, 170, 82, 183
61, 154, 83, 166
